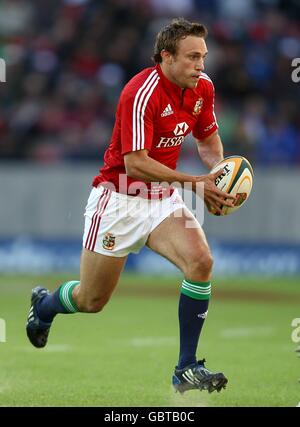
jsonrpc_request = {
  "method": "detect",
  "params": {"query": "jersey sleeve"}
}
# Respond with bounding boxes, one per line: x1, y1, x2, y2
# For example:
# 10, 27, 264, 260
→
192, 77, 218, 141
120, 77, 158, 155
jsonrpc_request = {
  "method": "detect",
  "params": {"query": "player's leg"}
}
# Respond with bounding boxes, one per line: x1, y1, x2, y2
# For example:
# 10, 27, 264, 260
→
73, 248, 127, 312
147, 208, 212, 367
26, 185, 129, 348
146, 208, 227, 393
26, 249, 127, 348
148, 208, 213, 281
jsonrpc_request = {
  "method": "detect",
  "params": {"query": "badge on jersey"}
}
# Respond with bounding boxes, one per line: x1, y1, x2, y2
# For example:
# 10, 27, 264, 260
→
102, 233, 116, 250
193, 98, 203, 116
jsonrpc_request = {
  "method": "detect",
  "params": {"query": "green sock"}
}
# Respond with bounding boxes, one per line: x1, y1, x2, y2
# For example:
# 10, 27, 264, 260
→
181, 279, 211, 300
37, 280, 80, 323
59, 281, 80, 313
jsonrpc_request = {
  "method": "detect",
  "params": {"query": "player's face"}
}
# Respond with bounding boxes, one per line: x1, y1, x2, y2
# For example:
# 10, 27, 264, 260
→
166, 36, 208, 89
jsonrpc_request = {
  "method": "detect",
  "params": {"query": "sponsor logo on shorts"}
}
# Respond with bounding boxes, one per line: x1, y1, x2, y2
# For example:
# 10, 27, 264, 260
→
102, 233, 116, 250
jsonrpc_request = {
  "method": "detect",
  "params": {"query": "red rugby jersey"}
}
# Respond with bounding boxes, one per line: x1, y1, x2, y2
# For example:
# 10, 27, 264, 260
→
93, 64, 218, 197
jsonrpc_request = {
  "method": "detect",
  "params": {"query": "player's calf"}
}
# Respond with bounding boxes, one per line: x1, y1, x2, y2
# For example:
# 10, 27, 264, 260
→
74, 298, 107, 313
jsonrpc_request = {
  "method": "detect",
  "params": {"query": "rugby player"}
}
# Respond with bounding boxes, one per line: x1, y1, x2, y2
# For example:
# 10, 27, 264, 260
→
26, 18, 235, 394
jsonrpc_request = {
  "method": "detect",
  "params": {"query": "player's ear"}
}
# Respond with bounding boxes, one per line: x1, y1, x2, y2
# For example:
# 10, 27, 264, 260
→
161, 49, 173, 65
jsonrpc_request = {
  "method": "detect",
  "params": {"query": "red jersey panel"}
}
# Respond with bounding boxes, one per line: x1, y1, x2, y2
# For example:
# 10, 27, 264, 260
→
93, 64, 218, 196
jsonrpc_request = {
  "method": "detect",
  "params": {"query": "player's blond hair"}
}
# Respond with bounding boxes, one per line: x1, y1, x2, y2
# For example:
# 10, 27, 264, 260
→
153, 17, 208, 63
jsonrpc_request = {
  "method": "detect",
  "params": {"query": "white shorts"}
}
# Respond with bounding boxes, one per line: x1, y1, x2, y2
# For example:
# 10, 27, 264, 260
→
82, 185, 186, 257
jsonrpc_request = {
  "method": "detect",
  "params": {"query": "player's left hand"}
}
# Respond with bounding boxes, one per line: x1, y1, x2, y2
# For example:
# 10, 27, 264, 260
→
197, 169, 236, 215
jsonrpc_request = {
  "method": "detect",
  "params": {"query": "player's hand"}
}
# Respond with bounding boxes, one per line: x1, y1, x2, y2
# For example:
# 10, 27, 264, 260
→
195, 169, 236, 215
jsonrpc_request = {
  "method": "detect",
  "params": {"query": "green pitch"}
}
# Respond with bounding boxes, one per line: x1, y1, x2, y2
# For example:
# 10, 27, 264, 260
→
0, 274, 299, 407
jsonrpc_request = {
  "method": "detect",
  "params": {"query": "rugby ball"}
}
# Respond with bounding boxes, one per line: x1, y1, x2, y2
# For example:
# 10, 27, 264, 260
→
208, 155, 254, 216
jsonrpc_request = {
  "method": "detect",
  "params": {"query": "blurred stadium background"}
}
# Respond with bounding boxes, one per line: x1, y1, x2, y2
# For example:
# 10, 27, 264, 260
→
0, 0, 300, 407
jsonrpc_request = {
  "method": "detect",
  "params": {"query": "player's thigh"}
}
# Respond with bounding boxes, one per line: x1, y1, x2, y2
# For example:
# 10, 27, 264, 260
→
146, 208, 212, 279
77, 248, 127, 304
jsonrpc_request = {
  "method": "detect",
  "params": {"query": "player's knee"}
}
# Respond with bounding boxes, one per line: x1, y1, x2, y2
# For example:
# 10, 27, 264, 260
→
185, 251, 213, 278
200, 252, 214, 275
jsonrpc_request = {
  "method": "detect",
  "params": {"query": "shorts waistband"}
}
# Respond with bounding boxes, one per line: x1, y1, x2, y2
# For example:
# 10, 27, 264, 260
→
97, 184, 175, 201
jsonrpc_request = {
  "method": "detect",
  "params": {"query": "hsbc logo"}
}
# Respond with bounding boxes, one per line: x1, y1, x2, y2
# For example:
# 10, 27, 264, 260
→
173, 122, 189, 136
156, 136, 185, 148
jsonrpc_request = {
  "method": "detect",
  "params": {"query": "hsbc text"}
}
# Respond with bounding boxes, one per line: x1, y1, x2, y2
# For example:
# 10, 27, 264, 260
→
156, 136, 185, 148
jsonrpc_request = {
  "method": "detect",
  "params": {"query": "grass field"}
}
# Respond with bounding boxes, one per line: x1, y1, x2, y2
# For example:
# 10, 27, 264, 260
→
0, 274, 299, 407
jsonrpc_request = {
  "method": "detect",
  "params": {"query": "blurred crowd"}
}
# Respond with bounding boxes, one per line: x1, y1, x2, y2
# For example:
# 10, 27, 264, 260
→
0, 0, 299, 166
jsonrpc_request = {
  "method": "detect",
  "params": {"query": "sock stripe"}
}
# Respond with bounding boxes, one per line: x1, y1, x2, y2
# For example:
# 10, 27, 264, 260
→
182, 278, 211, 286
63, 283, 78, 312
182, 282, 211, 293
65, 281, 79, 312
66, 281, 79, 312
181, 279, 211, 300
60, 281, 79, 313
182, 279, 210, 287
62, 284, 75, 312
181, 284, 211, 295
181, 288, 211, 300
182, 280, 211, 291
62, 283, 73, 312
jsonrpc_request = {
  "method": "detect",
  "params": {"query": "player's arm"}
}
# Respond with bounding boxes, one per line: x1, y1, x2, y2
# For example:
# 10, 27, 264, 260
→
125, 149, 198, 185
195, 130, 224, 170
193, 76, 224, 170
124, 149, 235, 212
